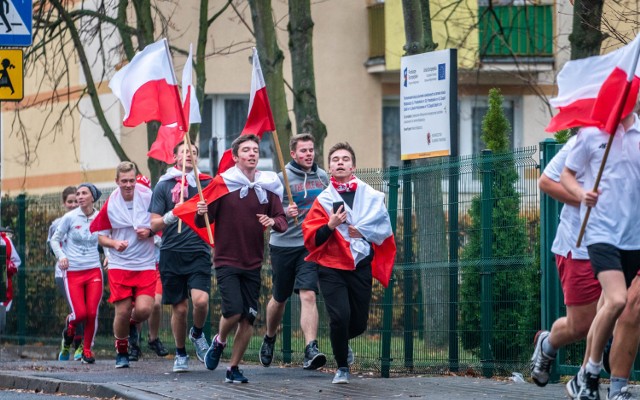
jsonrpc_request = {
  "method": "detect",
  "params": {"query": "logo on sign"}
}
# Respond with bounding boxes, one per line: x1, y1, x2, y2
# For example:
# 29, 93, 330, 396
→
427, 132, 431, 145
403, 67, 408, 87
438, 63, 446, 80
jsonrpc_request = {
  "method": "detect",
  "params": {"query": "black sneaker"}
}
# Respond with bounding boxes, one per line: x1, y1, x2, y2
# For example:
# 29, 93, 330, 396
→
259, 334, 275, 367
115, 353, 130, 369
148, 338, 169, 357
303, 340, 327, 370
81, 351, 96, 364
128, 324, 141, 361
225, 366, 249, 383
578, 371, 600, 400
204, 334, 226, 371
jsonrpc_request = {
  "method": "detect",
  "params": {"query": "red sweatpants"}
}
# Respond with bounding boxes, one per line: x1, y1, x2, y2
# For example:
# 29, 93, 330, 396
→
64, 268, 103, 353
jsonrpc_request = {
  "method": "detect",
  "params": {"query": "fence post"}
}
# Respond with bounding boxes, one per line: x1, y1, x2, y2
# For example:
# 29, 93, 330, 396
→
17, 193, 26, 345
539, 138, 562, 382
480, 150, 494, 378
381, 166, 399, 378
402, 160, 414, 370
448, 157, 460, 372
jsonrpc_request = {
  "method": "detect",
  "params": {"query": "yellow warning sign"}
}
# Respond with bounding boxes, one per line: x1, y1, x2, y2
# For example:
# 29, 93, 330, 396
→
0, 49, 22, 101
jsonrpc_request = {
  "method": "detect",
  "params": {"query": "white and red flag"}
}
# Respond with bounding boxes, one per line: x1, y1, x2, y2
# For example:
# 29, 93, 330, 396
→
148, 44, 202, 164
218, 47, 275, 173
173, 166, 283, 245
109, 38, 182, 129
302, 180, 397, 288
89, 183, 153, 233
546, 34, 640, 134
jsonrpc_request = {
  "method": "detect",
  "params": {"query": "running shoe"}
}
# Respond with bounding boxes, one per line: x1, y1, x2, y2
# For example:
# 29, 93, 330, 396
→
148, 338, 169, 357
173, 354, 189, 373
115, 353, 130, 369
58, 338, 70, 361
225, 366, 249, 383
259, 334, 275, 367
578, 371, 600, 400
530, 330, 555, 387
303, 340, 326, 370
73, 343, 83, 361
188, 327, 209, 363
332, 367, 350, 384
81, 351, 95, 364
607, 387, 635, 400
204, 334, 226, 371
566, 372, 583, 399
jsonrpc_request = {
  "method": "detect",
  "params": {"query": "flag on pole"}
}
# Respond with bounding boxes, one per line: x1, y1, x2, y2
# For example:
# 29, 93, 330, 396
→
109, 38, 181, 128
217, 47, 275, 174
147, 44, 202, 164
546, 34, 640, 134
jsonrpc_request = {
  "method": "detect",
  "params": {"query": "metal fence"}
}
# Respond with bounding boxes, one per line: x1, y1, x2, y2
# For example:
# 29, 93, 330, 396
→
0, 146, 542, 377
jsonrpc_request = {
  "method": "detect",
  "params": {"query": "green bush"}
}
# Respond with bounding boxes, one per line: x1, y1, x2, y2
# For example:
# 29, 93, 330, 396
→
459, 89, 540, 369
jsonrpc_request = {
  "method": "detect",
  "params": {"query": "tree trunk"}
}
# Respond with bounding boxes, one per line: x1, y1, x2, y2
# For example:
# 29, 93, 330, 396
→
569, 0, 604, 60
402, 0, 449, 348
287, 0, 327, 167
248, 0, 292, 171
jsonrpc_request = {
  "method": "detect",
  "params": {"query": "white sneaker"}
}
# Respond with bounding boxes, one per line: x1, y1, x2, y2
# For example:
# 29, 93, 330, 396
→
173, 354, 189, 372
332, 367, 350, 384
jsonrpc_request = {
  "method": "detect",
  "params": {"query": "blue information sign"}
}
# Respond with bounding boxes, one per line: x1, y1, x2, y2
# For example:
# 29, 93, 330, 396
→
0, 0, 32, 47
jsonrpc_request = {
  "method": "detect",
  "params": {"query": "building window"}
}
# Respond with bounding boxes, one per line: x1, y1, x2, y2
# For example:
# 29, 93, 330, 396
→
471, 101, 515, 154
382, 98, 401, 168
199, 94, 274, 173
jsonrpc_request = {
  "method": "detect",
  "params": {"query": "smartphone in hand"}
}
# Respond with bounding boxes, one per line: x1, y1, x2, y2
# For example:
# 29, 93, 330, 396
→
332, 201, 345, 214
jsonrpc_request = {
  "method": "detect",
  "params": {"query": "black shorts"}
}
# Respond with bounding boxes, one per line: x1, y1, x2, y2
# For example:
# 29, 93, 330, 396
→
159, 249, 212, 305
587, 243, 640, 287
215, 266, 261, 325
269, 245, 319, 303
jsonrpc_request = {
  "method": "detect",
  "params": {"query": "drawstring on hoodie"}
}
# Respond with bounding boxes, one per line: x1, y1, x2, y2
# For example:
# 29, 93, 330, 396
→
302, 172, 308, 199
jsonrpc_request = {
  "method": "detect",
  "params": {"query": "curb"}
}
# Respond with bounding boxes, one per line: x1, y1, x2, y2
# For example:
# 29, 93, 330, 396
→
0, 372, 167, 400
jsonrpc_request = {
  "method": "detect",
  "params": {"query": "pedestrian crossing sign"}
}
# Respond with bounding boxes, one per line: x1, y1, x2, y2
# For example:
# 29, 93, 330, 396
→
0, 0, 33, 46
0, 48, 22, 101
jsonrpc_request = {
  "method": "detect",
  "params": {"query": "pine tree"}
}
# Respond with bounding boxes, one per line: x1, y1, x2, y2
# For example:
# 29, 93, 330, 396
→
459, 88, 539, 370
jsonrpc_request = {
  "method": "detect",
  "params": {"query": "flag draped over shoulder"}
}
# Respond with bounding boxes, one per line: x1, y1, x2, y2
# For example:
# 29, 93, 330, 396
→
89, 184, 153, 233
218, 48, 276, 174
546, 34, 640, 134
173, 166, 283, 246
148, 44, 202, 164
109, 39, 181, 128
302, 180, 397, 288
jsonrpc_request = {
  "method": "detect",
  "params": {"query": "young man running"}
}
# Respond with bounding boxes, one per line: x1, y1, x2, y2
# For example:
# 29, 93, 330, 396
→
192, 134, 287, 383
259, 133, 329, 370
302, 142, 395, 384
530, 135, 601, 396
91, 162, 156, 369
561, 113, 640, 400
150, 143, 213, 372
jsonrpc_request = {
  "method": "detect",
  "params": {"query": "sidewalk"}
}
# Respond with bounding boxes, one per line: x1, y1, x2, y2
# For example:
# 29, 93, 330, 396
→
0, 346, 630, 399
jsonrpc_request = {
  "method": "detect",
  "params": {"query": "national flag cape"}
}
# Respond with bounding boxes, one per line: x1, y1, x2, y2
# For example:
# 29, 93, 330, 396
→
173, 166, 283, 246
546, 34, 640, 134
218, 48, 275, 174
109, 38, 181, 128
148, 44, 202, 164
90, 183, 153, 233
302, 179, 396, 288
0, 232, 19, 312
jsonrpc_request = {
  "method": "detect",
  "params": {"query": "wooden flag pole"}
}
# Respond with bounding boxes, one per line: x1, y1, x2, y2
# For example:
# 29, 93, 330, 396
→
163, 39, 213, 244
272, 130, 298, 225
575, 41, 640, 247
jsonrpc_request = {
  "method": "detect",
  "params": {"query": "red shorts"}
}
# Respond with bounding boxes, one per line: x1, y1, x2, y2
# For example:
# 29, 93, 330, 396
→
154, 268, 162, 296
556, 252, 601, 306
108, 269, 156, 303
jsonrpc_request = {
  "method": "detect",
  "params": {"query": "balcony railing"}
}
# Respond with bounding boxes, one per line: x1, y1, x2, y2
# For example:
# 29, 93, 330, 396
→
478, 5, 553, 60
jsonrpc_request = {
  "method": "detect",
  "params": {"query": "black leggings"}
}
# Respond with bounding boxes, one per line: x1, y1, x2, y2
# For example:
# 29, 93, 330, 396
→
318, 263, 372, 368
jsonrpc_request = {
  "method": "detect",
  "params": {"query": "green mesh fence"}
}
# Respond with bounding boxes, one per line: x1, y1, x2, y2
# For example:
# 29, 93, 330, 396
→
0, 147, 542, 377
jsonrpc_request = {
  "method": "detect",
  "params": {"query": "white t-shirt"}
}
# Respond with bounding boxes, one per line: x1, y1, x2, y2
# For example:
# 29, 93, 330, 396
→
544, 136, 589, 259
565, 115, 640, 249
97, 195, 155, 271
50, 208, 101, 271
